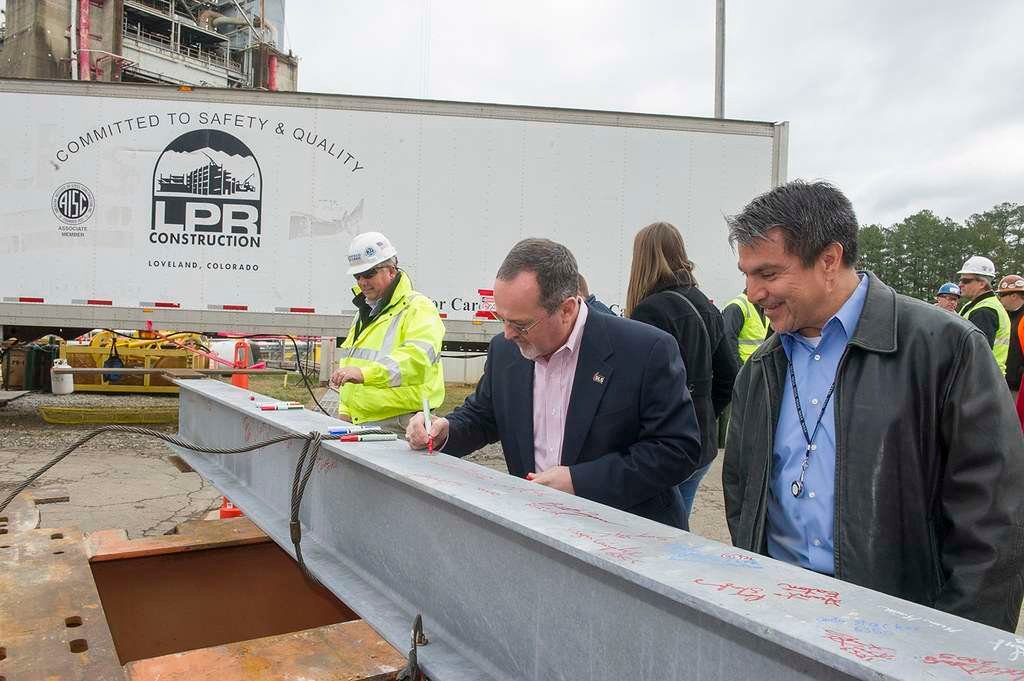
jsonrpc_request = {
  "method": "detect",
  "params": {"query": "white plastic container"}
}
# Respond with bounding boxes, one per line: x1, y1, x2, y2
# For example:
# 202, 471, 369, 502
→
51, 358, 74, 395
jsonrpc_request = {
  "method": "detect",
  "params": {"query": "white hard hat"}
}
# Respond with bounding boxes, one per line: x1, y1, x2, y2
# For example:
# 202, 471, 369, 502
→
346, 232, 398, 275
957, 255, 996, 278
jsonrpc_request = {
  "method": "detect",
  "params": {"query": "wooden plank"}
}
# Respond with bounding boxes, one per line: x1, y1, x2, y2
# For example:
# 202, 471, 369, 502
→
0, 389, 31, 407
52, 367, 287, 376
160, 368, 206, 379
124, 620, 405, 681
33, 486, 71, 504
87, 517, 270, 562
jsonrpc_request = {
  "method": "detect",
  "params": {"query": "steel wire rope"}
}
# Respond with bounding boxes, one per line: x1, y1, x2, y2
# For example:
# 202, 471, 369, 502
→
0, 424, 337, 576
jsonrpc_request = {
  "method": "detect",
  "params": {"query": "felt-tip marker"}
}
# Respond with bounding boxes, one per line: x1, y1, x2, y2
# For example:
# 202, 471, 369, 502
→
327, 425, 380, 435
259, 402, 304, 411
337, 433, 398, 442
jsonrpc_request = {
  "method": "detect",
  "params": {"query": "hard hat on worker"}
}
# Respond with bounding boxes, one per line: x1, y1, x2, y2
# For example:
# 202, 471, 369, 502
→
957, 255, 996, 279
937, 282, 961, 297
346, 232, 398, 275
998, 274, 1024, 296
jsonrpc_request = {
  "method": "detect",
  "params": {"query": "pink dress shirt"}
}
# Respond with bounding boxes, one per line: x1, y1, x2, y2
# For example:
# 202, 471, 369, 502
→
532, 300, 589, 472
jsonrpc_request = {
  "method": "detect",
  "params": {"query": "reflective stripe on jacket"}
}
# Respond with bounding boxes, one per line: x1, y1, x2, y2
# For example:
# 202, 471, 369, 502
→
339, 274, 445, 423
961, 294, 1011, 374
725, 293, 768, 363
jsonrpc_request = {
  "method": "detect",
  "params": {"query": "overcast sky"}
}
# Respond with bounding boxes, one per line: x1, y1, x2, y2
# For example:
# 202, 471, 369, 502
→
286, 1, 1023, 228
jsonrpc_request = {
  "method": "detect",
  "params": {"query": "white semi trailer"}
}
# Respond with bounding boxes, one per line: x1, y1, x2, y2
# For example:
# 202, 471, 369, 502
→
0, 78, 787, 349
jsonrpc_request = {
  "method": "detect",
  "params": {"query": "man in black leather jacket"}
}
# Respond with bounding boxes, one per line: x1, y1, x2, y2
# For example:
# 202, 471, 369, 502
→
723, 180, 1024, 631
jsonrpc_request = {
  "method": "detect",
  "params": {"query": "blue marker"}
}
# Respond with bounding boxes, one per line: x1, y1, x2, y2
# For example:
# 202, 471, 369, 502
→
328, 425, 379, 435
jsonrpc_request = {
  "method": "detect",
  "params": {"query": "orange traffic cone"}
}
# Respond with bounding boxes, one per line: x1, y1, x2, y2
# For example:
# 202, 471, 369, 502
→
219, 496, 244, 519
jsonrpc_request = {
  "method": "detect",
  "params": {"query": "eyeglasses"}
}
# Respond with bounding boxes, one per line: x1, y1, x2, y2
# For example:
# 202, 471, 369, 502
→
353, 266, 383, 281
958, 277, 980, 285
494, 311, 551, 337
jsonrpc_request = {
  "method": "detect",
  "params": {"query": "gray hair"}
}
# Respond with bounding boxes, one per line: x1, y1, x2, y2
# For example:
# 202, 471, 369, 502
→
726, 180, 859, 268
497, 238, 579, 313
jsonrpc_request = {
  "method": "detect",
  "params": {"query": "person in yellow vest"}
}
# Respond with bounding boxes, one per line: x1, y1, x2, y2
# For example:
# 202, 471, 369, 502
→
718, 290, 772, 445
957, 256, 1011, 376
330, 231, 445, 430
722, 290, 771, 367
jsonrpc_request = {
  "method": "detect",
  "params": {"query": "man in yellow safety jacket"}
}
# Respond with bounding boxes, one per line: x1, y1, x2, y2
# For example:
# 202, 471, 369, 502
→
718, 290, 771, 445
958, 256, 1011, 376
723, 290, 771, 366
330, 231, 445, 429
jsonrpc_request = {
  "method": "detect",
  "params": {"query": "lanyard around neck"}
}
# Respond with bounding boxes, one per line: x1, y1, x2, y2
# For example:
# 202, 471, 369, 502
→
787, 357, 837, 497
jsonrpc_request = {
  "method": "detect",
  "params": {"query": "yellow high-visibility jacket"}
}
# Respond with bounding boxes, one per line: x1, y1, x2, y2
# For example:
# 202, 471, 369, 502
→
724, 293, 769, 364
338, 273, 445, 423
960, 293, 1011, 375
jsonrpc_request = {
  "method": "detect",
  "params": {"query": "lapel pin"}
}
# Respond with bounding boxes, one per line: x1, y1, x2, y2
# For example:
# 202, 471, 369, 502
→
592, 372, 605, 385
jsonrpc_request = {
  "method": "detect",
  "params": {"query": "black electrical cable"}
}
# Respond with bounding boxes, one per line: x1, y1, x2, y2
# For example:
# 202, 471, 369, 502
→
0, 425, 340, 578
196, 332, 332, 416
98, 328, 332, 416
283, 335, 332, 416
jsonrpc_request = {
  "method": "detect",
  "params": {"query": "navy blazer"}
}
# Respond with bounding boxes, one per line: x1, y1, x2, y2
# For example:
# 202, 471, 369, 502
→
443, 310, 703, 529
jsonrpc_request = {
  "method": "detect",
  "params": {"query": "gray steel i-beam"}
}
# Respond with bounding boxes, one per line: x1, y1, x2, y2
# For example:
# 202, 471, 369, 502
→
172, 379, 1016, 681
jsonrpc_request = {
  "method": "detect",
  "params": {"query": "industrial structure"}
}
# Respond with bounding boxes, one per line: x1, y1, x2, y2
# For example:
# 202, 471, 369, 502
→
0, 0, 297, 90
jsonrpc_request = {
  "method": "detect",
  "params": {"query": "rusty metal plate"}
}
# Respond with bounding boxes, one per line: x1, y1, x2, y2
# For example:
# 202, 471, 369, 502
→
124, 619, 405, 681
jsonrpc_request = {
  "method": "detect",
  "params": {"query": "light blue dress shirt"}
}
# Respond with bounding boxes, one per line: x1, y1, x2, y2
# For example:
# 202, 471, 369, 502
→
766, 274, 869, 575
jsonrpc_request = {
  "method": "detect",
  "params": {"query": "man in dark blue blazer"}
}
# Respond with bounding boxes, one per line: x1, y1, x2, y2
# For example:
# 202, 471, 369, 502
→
408, 239, 703, 529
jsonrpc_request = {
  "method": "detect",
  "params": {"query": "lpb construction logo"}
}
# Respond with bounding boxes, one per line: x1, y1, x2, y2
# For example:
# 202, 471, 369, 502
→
150, 129, 263, 248
52, 182, 95, 225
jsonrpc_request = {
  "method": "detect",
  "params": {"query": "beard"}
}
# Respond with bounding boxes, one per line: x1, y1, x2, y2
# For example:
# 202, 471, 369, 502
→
515, 340, 543, 361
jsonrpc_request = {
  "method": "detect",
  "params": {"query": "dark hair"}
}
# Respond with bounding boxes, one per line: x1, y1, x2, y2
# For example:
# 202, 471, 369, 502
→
726, 180, 859, 268
497, 238, 579, 313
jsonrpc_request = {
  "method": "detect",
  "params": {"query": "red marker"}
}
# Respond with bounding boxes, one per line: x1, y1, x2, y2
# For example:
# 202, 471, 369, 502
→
526, 472, 537, 481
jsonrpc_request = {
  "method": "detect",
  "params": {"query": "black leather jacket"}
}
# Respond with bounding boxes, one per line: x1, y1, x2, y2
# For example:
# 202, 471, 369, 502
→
724, 272, 1024, 631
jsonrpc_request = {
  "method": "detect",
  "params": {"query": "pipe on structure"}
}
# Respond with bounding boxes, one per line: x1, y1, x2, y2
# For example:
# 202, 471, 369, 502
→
268, 53, 278, 91
78, 0, 91, 81
170, 377, 1019, 681
212, 15, 250, 29
198, 9, 222, 30
70, 0, 79, 80
714, 0, 725, 118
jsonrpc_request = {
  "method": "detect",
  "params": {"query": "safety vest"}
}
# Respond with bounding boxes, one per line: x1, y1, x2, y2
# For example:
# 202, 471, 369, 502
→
338, 274, 445, 423
1019, 314, 1024, 355
725, 293, 769, 363
960, 292, 1010, 375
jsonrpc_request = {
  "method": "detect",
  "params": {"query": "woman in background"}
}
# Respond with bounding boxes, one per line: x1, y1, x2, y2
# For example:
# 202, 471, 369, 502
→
626, 222, 738, 525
